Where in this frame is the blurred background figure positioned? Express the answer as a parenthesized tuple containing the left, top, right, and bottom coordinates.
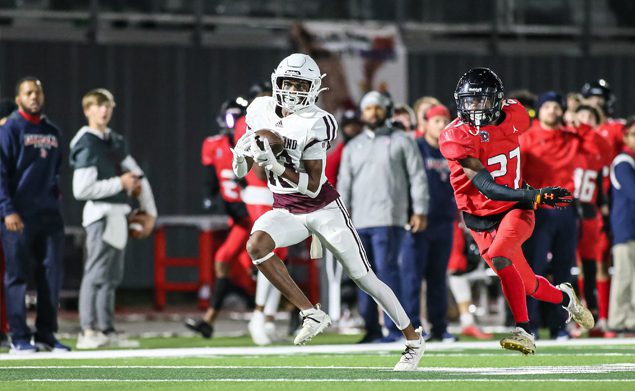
(447, 220, 494, 340)
(0, 98, 17, 348)
(185, 97, 254, 340)
(608, 117, 635, 335)
(412, 96, 441, 139)
(70, 88, 156, 349)
(0, 77, 67, 353)
(338, 91, 428, 343)
(392, 103, 416, 133)
(399, 103, 457, 342)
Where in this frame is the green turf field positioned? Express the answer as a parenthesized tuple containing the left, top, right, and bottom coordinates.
(1, 334, 634, 390)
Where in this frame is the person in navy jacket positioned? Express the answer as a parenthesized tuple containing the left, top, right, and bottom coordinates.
(0, 77, 69, 353)
(399, 104, 457, 342)
(608, 117, 635, 333)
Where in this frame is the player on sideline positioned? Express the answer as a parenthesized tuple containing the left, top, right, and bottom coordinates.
(438, 67, 594, 355)
(231, 53, 424, 371)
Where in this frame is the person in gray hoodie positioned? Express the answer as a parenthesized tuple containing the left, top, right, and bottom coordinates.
(338, 91, 429, 342)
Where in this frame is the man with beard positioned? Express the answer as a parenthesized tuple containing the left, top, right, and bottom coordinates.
(520, 92, 582, 340)
(0, 77, 69, 353)
(338, 90, 428, 343)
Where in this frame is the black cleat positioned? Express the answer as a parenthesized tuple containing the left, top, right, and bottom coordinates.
(184, 318, 213, 339)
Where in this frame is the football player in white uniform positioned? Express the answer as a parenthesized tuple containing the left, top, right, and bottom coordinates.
(231, 53, 424, 371)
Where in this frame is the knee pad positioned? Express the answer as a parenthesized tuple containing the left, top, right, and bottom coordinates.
(252, 252, 275, 265)
(492, 256, 512, 271)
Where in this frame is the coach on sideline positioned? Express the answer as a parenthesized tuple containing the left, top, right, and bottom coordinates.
(338, 91, 429, 343)
(0, 77, 69, 353)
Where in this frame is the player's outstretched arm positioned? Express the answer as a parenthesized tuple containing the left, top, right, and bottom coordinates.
(459, 157, 572, 208)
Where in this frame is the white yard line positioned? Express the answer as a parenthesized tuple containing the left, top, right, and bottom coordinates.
(1, 338, 634, 361)
(2, 364, 635, 374)
(14, 379, 635, 383)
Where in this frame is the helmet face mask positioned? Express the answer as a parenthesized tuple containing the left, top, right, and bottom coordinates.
(271, 53, 325, 113)
(454, 67, 504, 127)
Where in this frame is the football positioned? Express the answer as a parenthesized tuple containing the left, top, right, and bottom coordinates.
(128, 210, 154, 239)
(254, 129, 284, 156)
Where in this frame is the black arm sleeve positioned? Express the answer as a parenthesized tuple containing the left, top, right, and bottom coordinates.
(471, 169, 537, 203)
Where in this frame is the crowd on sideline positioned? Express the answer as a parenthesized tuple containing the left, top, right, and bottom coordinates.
(0, 71, 634, 354)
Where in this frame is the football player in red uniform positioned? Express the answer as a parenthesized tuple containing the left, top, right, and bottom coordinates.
(234, 82, 290, 345)
(573, 104, 614, 336)
(185, 97, 253, 339)
(439, 68, 594, 355)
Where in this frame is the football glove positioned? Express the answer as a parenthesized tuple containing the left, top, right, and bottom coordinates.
(533, 186, 573, 209)
(251, 137, 285, 176)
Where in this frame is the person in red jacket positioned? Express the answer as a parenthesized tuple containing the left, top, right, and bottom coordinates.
(520, 92, 583, 340)
(324, 109, 363, 188)
(439, 69, 593, 355)
(573, 104, 615, 337)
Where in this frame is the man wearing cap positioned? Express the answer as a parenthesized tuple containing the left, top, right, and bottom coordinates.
(399, 104, 457, 342)
(338, 90, 429, 343)
(520, 91, 581, 339)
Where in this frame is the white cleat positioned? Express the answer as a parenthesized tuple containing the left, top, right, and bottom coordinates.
(559, 282, 595, 330)
(248, 311, 272, 346)
(293, 304, 331, 345)
(264, 321, 277, 342)
(76, 329, 109, 350)
(393, 327, 425, 371)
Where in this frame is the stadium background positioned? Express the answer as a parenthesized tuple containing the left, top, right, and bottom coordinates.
(0, 0, 633, 290)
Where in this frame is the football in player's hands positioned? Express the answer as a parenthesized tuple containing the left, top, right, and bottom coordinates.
(254, 129, 284, 156)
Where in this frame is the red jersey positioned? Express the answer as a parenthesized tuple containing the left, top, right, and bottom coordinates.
(325, 141, 344, 187)
(572, 124, 612, 205)
(520, 123, 581, 194)
(595, 119, 625, 159)
(439, 99, 530, 217)
(233, 116, 274, 206)
(201, 133, 243, 203)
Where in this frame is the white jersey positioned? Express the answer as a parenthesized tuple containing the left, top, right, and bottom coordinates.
(245, 96, 338, 195)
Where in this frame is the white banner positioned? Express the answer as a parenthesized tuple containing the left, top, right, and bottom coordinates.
(294, 22, 408, 115)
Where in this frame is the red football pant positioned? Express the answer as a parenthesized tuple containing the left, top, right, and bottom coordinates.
(470, 209, 563, 323)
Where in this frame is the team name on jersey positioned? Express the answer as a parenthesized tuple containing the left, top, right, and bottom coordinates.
(283, 137, 298, 150)
(24, 134, 58, 149)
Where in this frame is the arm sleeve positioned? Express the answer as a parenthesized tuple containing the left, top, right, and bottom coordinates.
(336, 144, 353, 209)
(439, 127, 478, 161)
(612, 161, 635, 202)
(472, 169, 536, 203)
(72, 166, 124, 201)
(121, 155, 158, 217)
(403, 137, 429, 215)
(0, 126, 16, 216)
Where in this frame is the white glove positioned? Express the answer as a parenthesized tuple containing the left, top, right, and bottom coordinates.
(251, 137, 285, 176)
(232, 132, 254, 159)
(231, 133, 254, 178)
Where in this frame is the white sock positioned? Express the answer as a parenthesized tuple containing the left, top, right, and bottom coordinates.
(460, 313, 475, 328)
(353, 271, 410, 330)
(255, 271, 272, 307)
(264, 286, 281, 316)
(449, 275, 471, 303)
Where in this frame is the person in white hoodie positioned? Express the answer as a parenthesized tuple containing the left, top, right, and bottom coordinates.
(69, 88, 157, 349)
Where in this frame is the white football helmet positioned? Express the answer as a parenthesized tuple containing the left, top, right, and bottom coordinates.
(271, 53, 326, 113)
